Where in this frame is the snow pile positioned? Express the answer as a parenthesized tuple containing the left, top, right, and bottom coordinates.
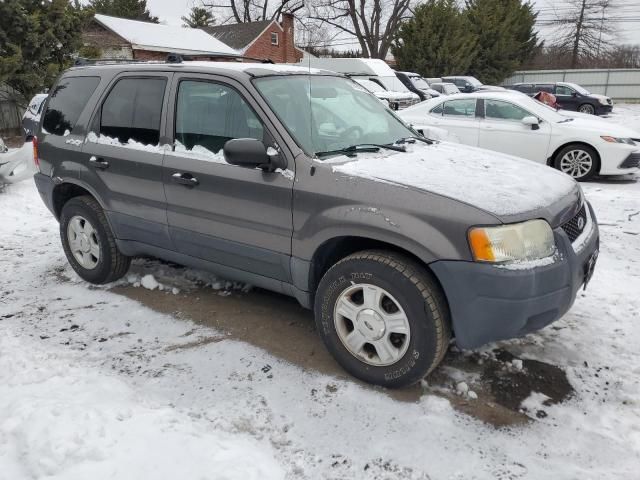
(332, 142, 577, 216)
(86, 132, 170, 153)
(0, 332, 284, 480)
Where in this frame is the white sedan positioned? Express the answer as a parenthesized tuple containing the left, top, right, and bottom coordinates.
(399, 91, 640, 180)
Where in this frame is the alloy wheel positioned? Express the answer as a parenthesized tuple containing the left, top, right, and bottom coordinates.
(559, 149, 593, 179)
(334, 284, 411, 366)
(67, 215, 100, 269)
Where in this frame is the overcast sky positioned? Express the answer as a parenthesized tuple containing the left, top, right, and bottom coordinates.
(147, 0, 640, 46)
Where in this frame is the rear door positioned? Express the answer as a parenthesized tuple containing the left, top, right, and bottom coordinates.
(429, 98, 480, 146)
(162, 73, 294, 282)
(478, 98, 550, 162)
(81, 73, 173, 249)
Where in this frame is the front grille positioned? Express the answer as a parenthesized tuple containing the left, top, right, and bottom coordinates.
(562, 204, 588, 243)
(620, 152, 640, 169)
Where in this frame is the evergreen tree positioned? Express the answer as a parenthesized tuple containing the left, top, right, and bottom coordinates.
(465, 0, 540, 84)
(182, 6, 216, 28)
(88, 0, 158, 23)
(0, 0, 85, 105)
(391, 0, 478, 78)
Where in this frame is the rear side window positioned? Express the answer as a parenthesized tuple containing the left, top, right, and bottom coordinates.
(443, 99, 476, 117)
(175, 80, 264, 156)
(100, 77, 167, 145)
(555, 85, 574, 96)
(485, 100, 531, 121)
(42, 76, 100, 136)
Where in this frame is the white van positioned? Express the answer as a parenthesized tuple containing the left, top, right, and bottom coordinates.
(296, 58, 421, 109)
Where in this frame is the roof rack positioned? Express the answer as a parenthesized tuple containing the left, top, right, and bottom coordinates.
(166, 53, 274, 64)
(74, 57, 155, 66)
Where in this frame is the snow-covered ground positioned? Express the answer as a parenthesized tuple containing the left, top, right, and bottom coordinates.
(1, 106, 639, 479)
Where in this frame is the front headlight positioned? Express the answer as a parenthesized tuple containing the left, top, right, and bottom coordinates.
(601, 136, 635, 145)
(598, 98, 609, 105)
(468, 219, 556, 263)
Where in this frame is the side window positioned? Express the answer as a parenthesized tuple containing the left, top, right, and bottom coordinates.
(485, 100, 531, 121)
(175, 80, 264, 157)
(100, 77, 166, 146)
(555, 85, 574, 96)
(443, 99, 476, 117)
(536, 84, 554, 94)
(430, 103, 443, 115)
(42, 77, 100, 136)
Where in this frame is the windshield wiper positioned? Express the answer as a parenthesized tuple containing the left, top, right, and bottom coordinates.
(557, 118, 574, 123)
(396, 136, 434, 145)
(315, 142, 406, 158)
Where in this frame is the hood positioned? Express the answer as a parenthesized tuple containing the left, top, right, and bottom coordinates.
(590, 93, 611, 102)
(331, 142, 580, 225)
(558, 114, 640, 138)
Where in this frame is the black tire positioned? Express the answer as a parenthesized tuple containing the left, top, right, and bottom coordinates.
(59, 195, 130, 284)
(578, 103, 596, 115)
(553, 143, 600, 181)
(314, 250, 451, 388)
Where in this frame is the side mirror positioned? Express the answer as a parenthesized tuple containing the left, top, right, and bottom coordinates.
(223, 138, 286, 171)
(572, 92, 578, 97)
(522, 116, 540, 130)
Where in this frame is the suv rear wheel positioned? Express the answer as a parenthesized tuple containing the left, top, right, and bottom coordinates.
(60, 195, 130, 284)
(314, 250, 451, 388)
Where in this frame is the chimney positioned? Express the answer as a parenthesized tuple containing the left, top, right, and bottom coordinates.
(281, 12, 294, 62)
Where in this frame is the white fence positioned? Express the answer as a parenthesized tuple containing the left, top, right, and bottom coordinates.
(503, 68, 640, 101)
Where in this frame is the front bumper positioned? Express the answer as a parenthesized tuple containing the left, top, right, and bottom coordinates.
(596, 104, 613, 115)
(431, 203, 599, 349)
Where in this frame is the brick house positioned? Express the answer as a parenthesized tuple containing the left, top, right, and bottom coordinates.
(204, 14, 303, 63)
(83, 14, 238, 61)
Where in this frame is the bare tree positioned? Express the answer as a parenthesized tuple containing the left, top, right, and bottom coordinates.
(308, 0, 414, 59)
(201, 0, 304, 23)
(550, 0, 617, 68)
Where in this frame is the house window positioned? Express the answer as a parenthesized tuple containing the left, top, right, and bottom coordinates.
(271, 32, 279, 45)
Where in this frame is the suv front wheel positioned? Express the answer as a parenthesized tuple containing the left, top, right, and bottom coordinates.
(314, 250, 451, 388)
(60, 195, 131, 284)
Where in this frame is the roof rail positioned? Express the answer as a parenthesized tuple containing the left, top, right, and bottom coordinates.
(166, 53, 274, 64)
(74, 57, 153, 66)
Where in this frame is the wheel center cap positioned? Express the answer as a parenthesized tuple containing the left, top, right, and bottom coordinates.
(80, 233, 90, 253)
(356, 308, 386, 341)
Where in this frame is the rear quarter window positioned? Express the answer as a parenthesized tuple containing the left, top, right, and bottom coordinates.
(42, 76, 100, 136)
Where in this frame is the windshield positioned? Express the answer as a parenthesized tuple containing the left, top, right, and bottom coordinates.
(254, 75, 415, 158)
(410, 77, 430, 89)
(375, 76, 412, 93)
(354, 79, 386, 93)
(563, 82, 591, 96)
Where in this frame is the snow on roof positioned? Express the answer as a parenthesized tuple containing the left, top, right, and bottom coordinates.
(94, 14, 238, 56)
(298, 58, 396, 77)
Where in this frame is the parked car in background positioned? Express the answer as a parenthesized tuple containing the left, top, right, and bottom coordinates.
(34, 59, 599, 388)
(297, 57, 421, 108)
(506, 82, 613, 115)
(441, 76, 483, 93)
(353, 78, 420, 110)
(22, 93, 48, 140)
(399, 91, 640, 180)
(430, 82, 460, 95)
(394, 71, 440, 101)
(0, 140, 35, 184)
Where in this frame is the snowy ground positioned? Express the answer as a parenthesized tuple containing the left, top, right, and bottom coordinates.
(1, 106, 640, 479)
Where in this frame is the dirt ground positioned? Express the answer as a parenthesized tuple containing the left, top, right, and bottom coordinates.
(112, 260, 574, 427)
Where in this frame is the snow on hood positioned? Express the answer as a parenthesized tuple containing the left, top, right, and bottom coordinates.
(332, 142, 577, 217)
(558, 114, 640, 138)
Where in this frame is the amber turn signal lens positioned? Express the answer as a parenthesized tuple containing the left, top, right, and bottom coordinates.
(468, 228, 495, 262)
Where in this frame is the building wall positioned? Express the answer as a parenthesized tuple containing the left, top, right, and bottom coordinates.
(82, 22, 133, 59)
(245, 15, 302, 63)
(503, 68, 640, 101)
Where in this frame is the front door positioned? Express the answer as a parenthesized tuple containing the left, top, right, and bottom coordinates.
(81, 73, 173, 249)
(554, 84, 580, 111)
(478, 98, 550, 162)
(163, 74, 294, 282)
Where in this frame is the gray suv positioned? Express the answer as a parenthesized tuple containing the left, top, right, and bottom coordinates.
(33, 60, 599, 388)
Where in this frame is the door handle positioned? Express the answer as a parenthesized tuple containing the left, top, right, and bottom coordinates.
(89, 156, 109, 169)
(171, 172, 199, 186)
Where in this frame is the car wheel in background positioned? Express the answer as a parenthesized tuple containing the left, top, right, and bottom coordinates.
(554, 144, 599, 181)
(60, 195, 131, 284)
(314, 250, 451, 388)
(578, 103, 596, 115)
